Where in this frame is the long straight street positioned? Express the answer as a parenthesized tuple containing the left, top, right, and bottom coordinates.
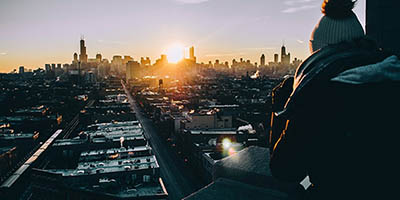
(123, 83, 203, 200)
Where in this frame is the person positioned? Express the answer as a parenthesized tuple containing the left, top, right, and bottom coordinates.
(269, 75, 293, 153)
(269, 0, 400, 199)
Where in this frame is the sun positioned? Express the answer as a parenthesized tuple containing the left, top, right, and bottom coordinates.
(165, 43, 184, 63)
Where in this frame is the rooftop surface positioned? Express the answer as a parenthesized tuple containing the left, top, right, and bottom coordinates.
(0, 129, 62, 189)
(78, 178, 168, 199)
(80, 146, 152, 158)
(188, 129, 240, 135)
(49, 155, 159, 177)
(184, 178, 288, 200)
(87, 121, 140, 129)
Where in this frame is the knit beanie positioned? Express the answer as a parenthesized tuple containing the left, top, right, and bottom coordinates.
(310, 0, 364, 53)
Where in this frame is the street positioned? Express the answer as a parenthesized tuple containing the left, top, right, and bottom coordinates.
(123, 83, 203, 200)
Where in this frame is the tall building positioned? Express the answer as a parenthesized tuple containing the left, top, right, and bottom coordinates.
(45, 64, 51, 72)
(51, 64, 56, 71)
(19, 66, 24, 74)
(73, 53, 78, 64)
(155, 54, 168, 66)
(366, 0, 400, 55)
(260, 54, 265, 66)
(79, 39, 88, 63)
(123, 56, 133, 65)
(63, 64, 70, 72)
(126, 61, 141, 81)
(281, 45, 291, 65)
(189, 46, 196, 63)
(96, 53, 102, 62)
(140, 57, 151, 66)
(112, 55, 123, 65)
(274, 54, 279, 63)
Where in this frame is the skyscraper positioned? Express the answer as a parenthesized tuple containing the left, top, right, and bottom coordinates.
(96, 53, 102, 63)
(45, 64, 51, 72)
(260, 54, 265, 66)
(274, 54, 279, 63)
(73, 53, 78, 64)
(140, 57, 151, 66)
(79, 39, 88, 63)
(366, 0, 400, 55)
(126, 61, 141, 81)
(281, 45, 291, 65)
(189, 46, 196, 63)
(123, 56, 133, 65)
(281, 45, 286, 63)
(19, 66, 24, 74)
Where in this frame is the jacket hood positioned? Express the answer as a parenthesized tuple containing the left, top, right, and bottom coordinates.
(331, 55, 400, 84)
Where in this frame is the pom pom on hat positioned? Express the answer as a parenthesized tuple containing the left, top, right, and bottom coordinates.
(322, 0, 357, 19)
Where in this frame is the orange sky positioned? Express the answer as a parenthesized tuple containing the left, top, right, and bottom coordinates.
(0, 0, 365, 73)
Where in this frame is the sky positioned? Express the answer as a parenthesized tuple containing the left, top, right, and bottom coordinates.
(0, 0, 365, 72)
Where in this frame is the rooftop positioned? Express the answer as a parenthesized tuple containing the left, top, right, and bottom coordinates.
(188, 129, 240, 135)
(87, 121, 140, 129)
(78, 178, 168, 199)
(85, 128, 143, 138)
(0, 131, 39, 140)
(49, 155, 159, 177)
(80, 146, 152, 158)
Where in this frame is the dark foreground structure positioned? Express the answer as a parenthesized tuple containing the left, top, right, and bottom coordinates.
(366, 0, 400, 55)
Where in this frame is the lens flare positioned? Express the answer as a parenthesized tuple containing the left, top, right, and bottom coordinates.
(222, 138, 232, 150)
(228, 147, 237, 156)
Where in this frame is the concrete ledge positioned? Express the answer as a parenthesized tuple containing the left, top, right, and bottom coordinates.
(212, 146, 304, 198)
(183, 178, 288, 200)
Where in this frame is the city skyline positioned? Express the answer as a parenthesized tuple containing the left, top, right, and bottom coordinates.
(0, 0, 366, 72)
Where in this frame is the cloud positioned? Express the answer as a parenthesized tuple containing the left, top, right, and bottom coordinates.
(174, 0, 210, 4)
(282, 4, 319, 13)
(282, 0, 319, 13)
(297, 40, 305, 44)
(0, 52, 7, 56)
(284, 0, 317, 6)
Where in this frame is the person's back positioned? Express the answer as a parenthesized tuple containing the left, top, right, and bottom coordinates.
(270, 40, 400, 199)
(269, 1, 400, 199)
(302, 81, 400, 199)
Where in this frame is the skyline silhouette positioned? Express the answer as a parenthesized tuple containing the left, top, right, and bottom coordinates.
(0, 0, 365, 72)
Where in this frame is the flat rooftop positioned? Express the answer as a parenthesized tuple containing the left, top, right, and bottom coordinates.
(0, 129, 62, 189)
(0, 132, 38, 140)
(52, 138, 86, 147)
(94, 125, 142, 132)
(80, 146, 152, 158)
(50, 155, 159, 177)
(87, 121, 140, 129)
(78, 178, 168, 199)
(91, 135, 146, 144)
(86, 128, 144, 138)
(189, 129, 240, 135)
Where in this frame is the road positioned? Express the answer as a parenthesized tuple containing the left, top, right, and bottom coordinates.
(123, 83, 203, 200)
